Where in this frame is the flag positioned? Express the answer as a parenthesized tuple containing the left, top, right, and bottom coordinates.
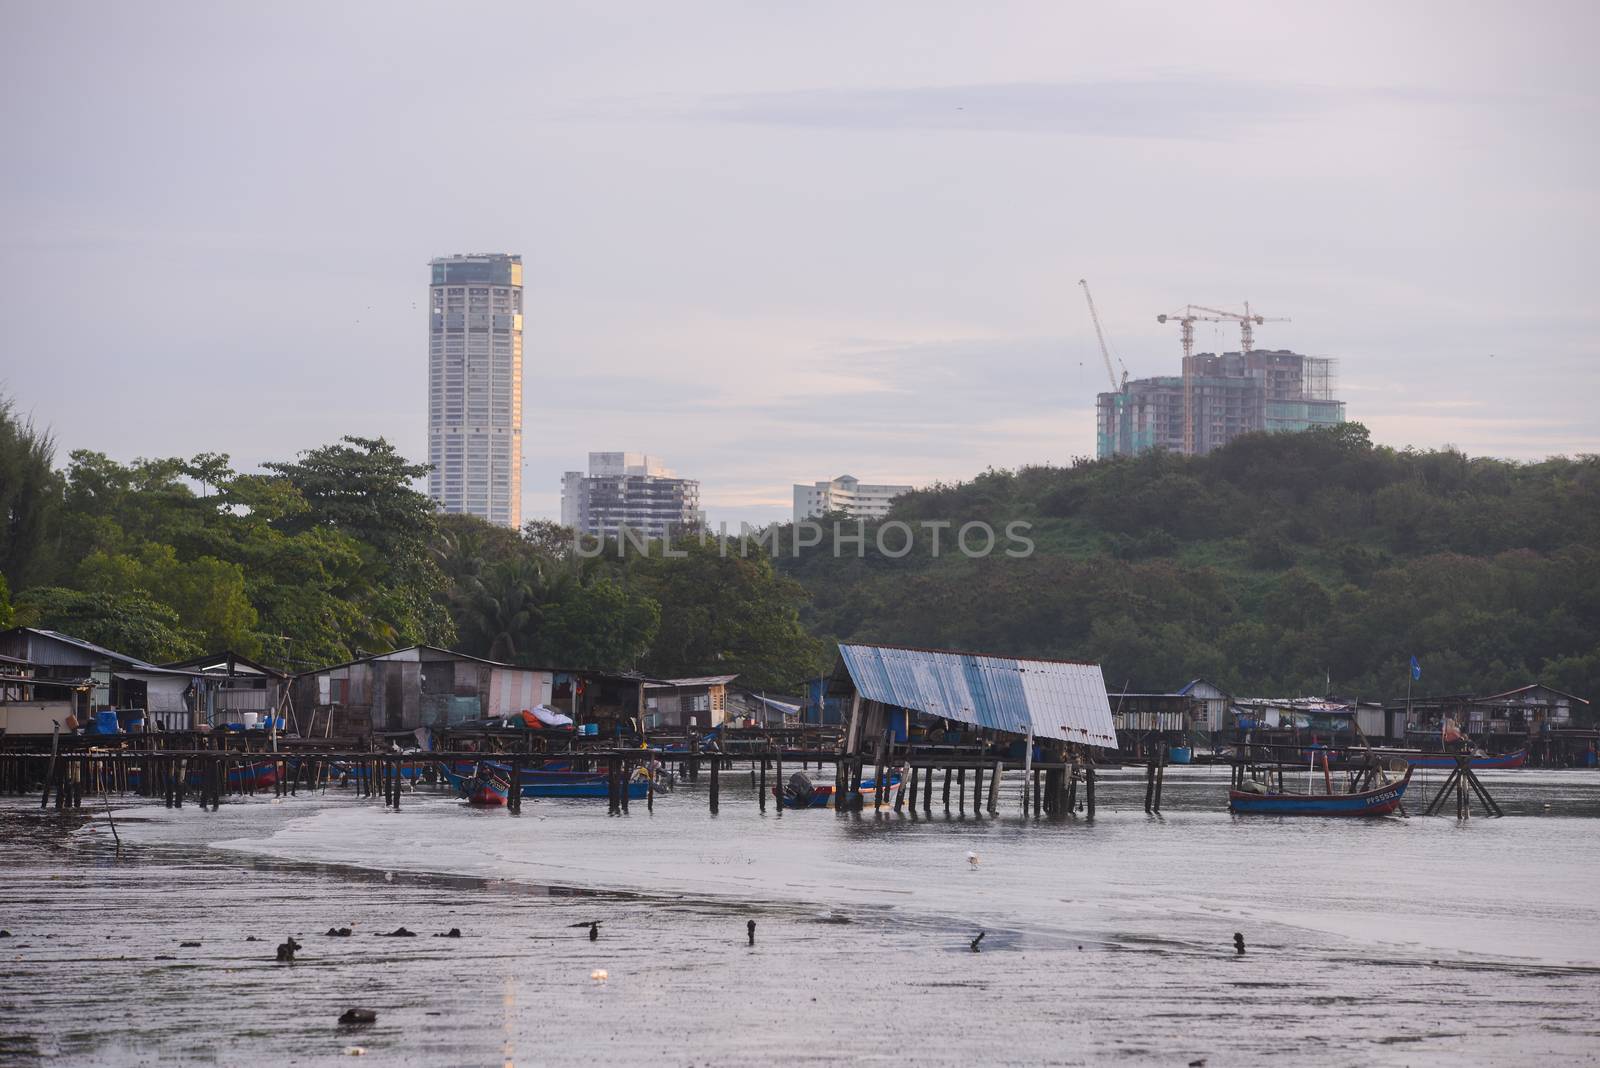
(1410, 655, 1422, 681)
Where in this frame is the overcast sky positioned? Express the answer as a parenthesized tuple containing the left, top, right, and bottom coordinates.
(3, 1, 1596, 528)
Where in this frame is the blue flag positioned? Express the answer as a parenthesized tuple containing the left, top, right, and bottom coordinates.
(1410, 655, 1422, 681)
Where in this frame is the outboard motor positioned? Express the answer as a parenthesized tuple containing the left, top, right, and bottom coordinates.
(783, 771, 816, 808)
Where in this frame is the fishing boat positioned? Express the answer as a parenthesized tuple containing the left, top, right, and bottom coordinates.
(1229, 764, 1413, 816)
(126, 760, 279, 792)
(1406, 748, 1526, 770)
(775, 770, 902, 810)
(479, 761, 654, 800)
(333, 760, 430, 783)
(436, 762, 509, 807)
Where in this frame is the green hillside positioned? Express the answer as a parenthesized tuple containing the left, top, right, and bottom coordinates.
(776, 424, 1600, 708)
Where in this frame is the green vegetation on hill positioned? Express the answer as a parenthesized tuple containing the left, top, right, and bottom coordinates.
(4, 388, 1594, 706)
(0, 393, 823, 686)
(776, 424, 1600, 707)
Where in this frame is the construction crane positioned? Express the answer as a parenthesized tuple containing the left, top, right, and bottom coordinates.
(1157, 302, 1289, 455)
(1186, 302, 1289, 356)
(1079, 279, 1128, 391)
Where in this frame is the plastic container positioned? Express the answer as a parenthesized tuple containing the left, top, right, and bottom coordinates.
(582, 723, 599, 736)
(94, 710, 120, 734)
(242, 712, 260, 729)
(1169, 746, 1193, 764)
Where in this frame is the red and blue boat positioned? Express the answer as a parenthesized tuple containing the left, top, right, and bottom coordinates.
(1406, 748, 1526, 770)
(437, 762, 510, 807)
(1228, 765, 1413, 817)
(126, 760, 279, 792)
(775, 770, 902, 810)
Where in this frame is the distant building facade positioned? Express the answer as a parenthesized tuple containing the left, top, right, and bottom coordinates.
(1096, 349, 1344, 459)
(792, 475, 913, 523)
(561, 452, 701, 541)
(427, 253, 523, 526)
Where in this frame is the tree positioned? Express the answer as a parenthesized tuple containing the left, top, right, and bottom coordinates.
(0, 395, 62, 589)
(636, 539, 828, 690)
(14, 587, 201, 663)
(264, 436, 454, 649)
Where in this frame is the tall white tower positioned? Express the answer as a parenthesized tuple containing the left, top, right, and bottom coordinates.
(427, 253, 523, 526)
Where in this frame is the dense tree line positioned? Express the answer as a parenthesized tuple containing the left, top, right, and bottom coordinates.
(0, 395, 823, 687)
(5, 393, 1593, 706)
(776, 423, 1600, 711)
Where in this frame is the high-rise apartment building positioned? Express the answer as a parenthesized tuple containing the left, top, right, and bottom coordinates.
(792, 475, 913, 523)
(427, 253, 523, 526)
(1096, 349, 1343, 459)
(561, 453, 701, 541)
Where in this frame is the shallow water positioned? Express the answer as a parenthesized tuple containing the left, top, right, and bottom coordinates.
(2, 765, 1598, 1065)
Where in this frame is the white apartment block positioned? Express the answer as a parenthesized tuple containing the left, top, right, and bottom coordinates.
(562, 452, 701, 541)
(793, 475, 913, 523)
(426, 253, 523, 527)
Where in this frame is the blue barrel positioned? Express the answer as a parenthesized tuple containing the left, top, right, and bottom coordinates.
(94, 710, 121, 734)
(888, 709, 909, 744)
(1169, 746, 1193, 764)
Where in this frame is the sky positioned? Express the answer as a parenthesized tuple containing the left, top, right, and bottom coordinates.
(2, 1, 1597, 528)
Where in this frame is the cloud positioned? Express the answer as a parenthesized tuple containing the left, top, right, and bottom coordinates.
(682, 80, 1392, 140)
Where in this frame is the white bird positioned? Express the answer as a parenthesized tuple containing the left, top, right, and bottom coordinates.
(590, 969, 609, 982)
(967, 851, 980, 868)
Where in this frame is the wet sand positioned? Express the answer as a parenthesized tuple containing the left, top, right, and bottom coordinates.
(2, 767, 1598, 1066)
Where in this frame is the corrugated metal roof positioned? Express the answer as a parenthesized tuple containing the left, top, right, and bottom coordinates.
(837, 644, 1118, 749)
(644, 675, 740, 689)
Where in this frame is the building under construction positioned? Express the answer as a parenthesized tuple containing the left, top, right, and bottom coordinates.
(1096, 349, 1344, 459)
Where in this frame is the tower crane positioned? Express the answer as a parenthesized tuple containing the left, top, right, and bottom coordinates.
(1157, 302, 1290, 456)
(1078, 279, 1128, 391)
(1185, 302, 1290, 356)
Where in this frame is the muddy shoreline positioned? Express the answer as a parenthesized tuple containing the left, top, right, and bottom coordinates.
(3, 773, 1599, 1065)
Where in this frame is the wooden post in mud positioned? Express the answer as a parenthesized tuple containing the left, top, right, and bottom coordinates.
(1085, 766, 1096, 819)
(907, 763, 918, 812)
(620, 755, 630, 815)
(923, 766, 933, 815)
(1144, 757, 1156, 813)
(708, 753, 720, 814)
(1152, 745, 1166, 813)
(988, 760, 1001, 815)
(509, 759, 521, 814)
(646, 756, 655, 813)
(1032, 768, 1042, 814)
(972, 765, 983, 817)
(871, 735, 885, 811)
(942, 768, 952, 812)
(758, 756, 767, 811)
(773, 750, 783, 816)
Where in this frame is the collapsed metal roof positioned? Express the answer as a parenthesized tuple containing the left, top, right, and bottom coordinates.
(836, 643, 1118, 750)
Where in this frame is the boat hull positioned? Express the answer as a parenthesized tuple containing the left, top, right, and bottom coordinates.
(126, 760, 279, 791)
(776, 773, 901, 810)
(1407, 749, 1526, 770)
(1229, 767, 1412, 816)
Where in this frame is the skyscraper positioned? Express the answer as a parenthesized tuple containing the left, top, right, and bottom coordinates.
(427, 253, 523, 526)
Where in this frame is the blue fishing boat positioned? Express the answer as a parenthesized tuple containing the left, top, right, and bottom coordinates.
(438, 761, 651, 801)
(1228, 765, 1412, 817)
(1406, 748, 1526, 770)
(126, 760, 279, 791)
(519, 779, 650, 800)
